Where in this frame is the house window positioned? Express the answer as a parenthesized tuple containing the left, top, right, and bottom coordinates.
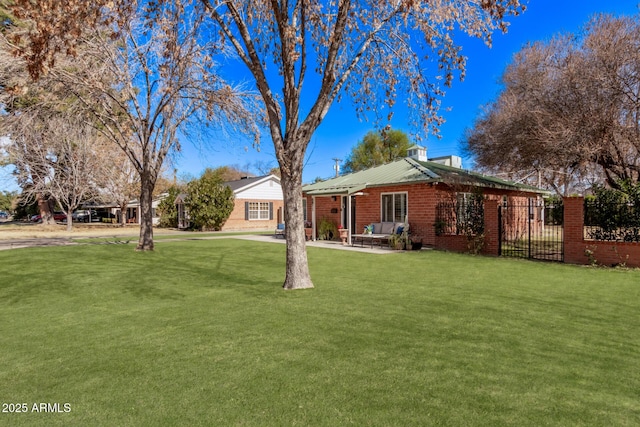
(302, 198, 307, 221)
(381, 193, 407, 222)
(248, 202, 271, 220)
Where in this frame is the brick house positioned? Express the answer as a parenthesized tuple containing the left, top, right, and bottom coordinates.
(302, 147, 547, 247)
(176, 174, 284, 231)
(222, 175, 284, 231)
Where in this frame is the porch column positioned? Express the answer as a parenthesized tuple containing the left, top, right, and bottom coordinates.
(346, 194, 352, 245)
(311, 196, 317, 242)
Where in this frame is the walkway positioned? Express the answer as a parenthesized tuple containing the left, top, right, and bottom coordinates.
(231, 234, 401, 254)
(0, 238, 75, 251)
(0, 233, 409, 254)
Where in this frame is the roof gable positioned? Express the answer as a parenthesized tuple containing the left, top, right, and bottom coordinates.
(225, 175, 280, 193)
(225, 174, 283, 200)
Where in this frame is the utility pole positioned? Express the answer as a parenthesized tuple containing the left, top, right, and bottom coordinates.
(332, 158, 341, 177)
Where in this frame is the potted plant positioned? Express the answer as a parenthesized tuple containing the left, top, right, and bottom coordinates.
(338, 224, 348, 245)
(389, 226, 412, 250)
(410, 235, 423, 250)
(388, 233, 403, 250)
(304, 220, 313, 241)
(317, 217, 337, 240)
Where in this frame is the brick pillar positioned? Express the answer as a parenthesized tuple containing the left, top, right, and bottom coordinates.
(563, 197, 585, 265)
(482, 199, 500, 256)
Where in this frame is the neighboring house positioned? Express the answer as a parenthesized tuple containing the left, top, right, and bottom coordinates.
(302, 146, 548, 246)
(84, 193, 167, 225)
(176, 174, 284, 231)
(121, 194, 166, 225)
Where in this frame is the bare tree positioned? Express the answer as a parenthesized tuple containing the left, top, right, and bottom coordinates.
(10, 0, 525, 288)
(465, 14, 640, 194)
(1, 25, 104, 226)
(11, 1, 261, 250)
(200, 0, 524, 289)
(66, 6, 260, 250)
(7, 112, 103, 231)
(0, 20, 54, 223)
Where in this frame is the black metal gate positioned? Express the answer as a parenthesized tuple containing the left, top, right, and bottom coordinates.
(499, 199, 564, 262)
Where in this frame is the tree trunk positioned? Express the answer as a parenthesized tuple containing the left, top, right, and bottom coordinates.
(119, 202, 127, 227)
(280, 172, 314, 290)
(136, 173, 155, 251)
(37, 193, 54, 225)
(66, 208, 73, 232)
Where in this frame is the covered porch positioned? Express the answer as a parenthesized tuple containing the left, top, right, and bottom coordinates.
(303, 183, 367, 246)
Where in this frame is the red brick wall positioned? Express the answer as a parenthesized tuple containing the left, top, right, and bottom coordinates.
(305, 183, 523, 253)
(305, 184, 439, 240)
(482, 199, 500, 256)
(310, 196, 341, 227)
(564, 197, 640, 267)
(221, 199, 284, 231)
(434, 235, 469, 252)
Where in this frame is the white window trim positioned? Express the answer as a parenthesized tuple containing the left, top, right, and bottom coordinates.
(248, 202, 270, 221)
(380, 191, 408, 223)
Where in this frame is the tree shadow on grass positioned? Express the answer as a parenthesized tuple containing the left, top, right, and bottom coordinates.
(121, 281, 186, 300)
(0, 270, 75, 305)
(178, 252, 285, 295)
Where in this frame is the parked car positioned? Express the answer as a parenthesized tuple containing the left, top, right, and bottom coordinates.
(96, 211, 116, 221)
(30, 212, 68, 222)
(0, 211, 8, 219)
(72, 210, 99, 223)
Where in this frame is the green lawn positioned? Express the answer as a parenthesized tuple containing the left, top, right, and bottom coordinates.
(0, 240, 639, 426)
(70, 230, 273, 244)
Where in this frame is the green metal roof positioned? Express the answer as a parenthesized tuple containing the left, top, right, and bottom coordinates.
(302, 158, 547, 195)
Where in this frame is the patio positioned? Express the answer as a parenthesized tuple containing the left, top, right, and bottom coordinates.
(233, 234, 429, 254)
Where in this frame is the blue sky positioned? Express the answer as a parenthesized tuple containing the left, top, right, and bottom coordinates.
(1, 0, 639, 192)
(175, 0, 640, 184)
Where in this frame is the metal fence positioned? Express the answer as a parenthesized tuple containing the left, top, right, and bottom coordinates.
(499, 199, 564, 262)
(435, 197, 484, 236)
(584, 200, 640, 242)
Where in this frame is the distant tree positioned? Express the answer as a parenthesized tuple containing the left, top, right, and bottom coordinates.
(343, 128, 411, 173)
(464, 14, 640, 195)
(1, 20, 107, 230)
(153, 174, 178, 198)
(214, 165, 253, 182)
(250, 160, 277, 177)
(157, 185, 183, 228)
(185, 168, 234, 231)
(8, 113, 104, 231)
(13, 193, 38, 220)
(268, 167, 281, 179)
(0, 9, 62, 224)
(0, 190, 17, 212)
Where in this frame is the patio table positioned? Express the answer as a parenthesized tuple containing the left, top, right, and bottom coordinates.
(351, 233, 389, 248)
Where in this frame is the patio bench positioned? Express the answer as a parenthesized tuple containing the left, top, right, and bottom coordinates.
(351, 222, 406, 248)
